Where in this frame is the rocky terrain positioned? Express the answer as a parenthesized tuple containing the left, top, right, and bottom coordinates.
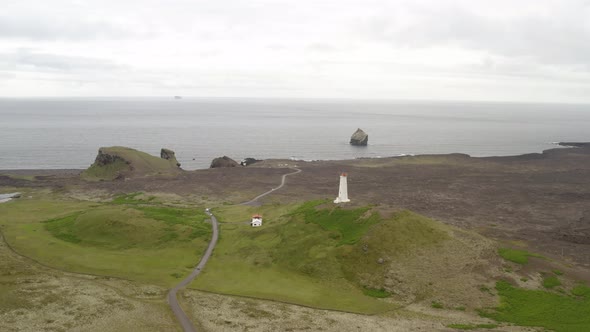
(210, 155, 239, 168)
(160, 148, 181, 167)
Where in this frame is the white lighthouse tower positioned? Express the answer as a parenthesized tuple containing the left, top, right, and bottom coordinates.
(334, 173, 350, 203)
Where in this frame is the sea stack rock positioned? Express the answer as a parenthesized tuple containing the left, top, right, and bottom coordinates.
(160, 148, 181, 167)
(350, 128, 368, 146)
(210, 156, 239, 168)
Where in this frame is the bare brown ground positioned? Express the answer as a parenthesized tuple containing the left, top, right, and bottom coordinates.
(179, 289, 535, 332)
(0, 232, 180, 332)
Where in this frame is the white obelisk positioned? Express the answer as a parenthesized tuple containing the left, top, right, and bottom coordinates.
(334, 173, 350, 203)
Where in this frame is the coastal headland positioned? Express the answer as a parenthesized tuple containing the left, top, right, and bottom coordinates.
(1, 143, 590, 331)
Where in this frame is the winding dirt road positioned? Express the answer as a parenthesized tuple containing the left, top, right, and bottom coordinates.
(167, 167, 301, 331)
(241, 168, 301, 206)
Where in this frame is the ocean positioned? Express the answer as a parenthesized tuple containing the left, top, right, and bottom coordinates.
(0, 98, 589, 170)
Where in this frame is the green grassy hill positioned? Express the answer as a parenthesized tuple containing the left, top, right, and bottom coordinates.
(191, 201, 500, 313)
(81, 146, 182, 180)
(0, 193, 211, 286)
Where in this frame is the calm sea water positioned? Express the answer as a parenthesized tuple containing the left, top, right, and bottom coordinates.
(0, 98, 589, 170)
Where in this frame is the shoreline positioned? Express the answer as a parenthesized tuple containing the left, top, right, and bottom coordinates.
(1, 142, 588, 175)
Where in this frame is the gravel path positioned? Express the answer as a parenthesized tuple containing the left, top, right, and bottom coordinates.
(167, 212, 218, 332)
(167, 167, 301, 331)
(241, 168, 301, 206)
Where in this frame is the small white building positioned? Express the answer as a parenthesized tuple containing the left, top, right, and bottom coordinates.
(334, 172, 351, 204)
(251, 214, 263, 227)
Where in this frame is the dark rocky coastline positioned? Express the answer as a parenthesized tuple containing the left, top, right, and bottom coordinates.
(558, 142, 590, 148)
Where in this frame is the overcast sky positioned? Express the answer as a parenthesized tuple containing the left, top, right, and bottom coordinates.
(1, 0, 589, 102)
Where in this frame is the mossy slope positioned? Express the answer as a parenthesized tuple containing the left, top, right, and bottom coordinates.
(339, 209, 499, 307)
(0, 195, 211, 286)
(192, 201, 499, 312)
(82, 146, 182, 180)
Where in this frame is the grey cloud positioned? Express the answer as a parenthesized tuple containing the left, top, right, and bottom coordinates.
(0, 49, 126, 72)
(267, 44, 287, 51)
(1, 0, 589, 101)
(0, 72, 15, 79)
(364, 3, 590, 66)
(198, 50, 222, 58)
(310, 57, 590, 85)
(306, 43, 339, 53)
(0, 15, 151, 40)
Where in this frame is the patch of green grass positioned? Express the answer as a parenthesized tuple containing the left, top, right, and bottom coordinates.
(137, 206, 207, 227)
(447, 324, 498, 330)
(362, 287, 391, 298)
(553, 269, 564, 276)
(43, 212, 84, 244)
(542, 275, 561, 289)
(292, 200, 380, 245)
(0, 198, 95, 225)
(111, 192, 163, 205)
(431, 301, 444, 309)
(111, 192, 143, 205)
(498, 248, 543, 265)
(571, 284, 590, 297)
(480, 280, 590, 332)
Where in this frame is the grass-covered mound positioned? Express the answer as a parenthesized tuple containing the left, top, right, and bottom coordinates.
(0, 193, 211, 286)
(480, 281, 590, 332)
(338, 209, 500, 308)
(43, 205, 209, 249)
(82, 146, 182, 180)
(191, 202, 391, 314)
(191, 201, 499, 313)
(290, 200, 380, 245)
